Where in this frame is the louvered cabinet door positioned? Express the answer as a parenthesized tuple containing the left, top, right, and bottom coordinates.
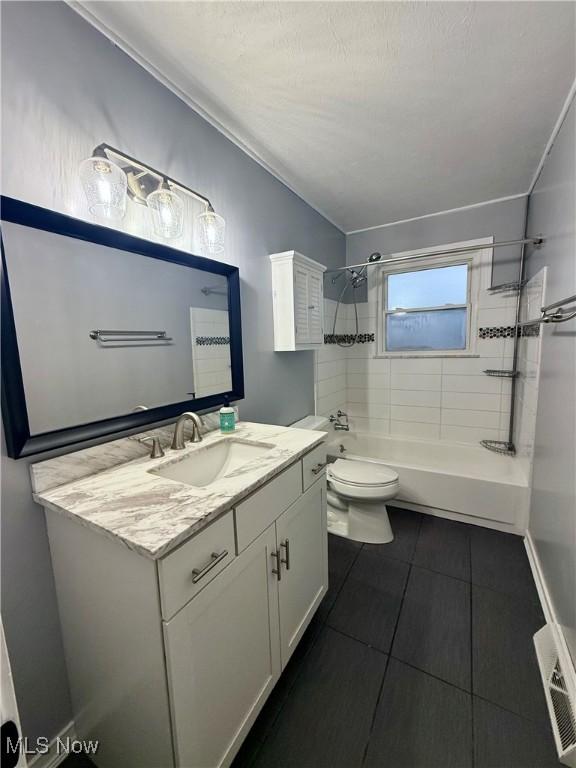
(307, 270, 324, 344)
(294, 264, 310, 344)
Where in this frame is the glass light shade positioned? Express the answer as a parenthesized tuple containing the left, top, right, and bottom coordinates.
(79, 156, 127, 220)
(147, 187, 184, 239)
(197, 209, 225, 255)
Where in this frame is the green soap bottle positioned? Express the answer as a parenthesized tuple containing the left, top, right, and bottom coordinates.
(219, 396, 236, 433)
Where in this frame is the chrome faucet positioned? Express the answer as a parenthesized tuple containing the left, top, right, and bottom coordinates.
(329, 410, 350, 431)
(171, 412, 204, 450)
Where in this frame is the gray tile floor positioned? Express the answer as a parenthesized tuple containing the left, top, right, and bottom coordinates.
(233, 507, 559, 768)
(64, 507, 558, 768)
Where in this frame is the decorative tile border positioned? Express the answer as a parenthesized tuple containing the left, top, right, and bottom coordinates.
(324, 333, 375, 345)
(478, 326, 539, 339)
(195, 336, 230, 346)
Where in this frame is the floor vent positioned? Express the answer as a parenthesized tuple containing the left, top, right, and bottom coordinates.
(534, 625, 576, 766)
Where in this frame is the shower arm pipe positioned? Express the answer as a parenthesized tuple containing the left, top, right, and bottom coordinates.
(326, 237, 544, 275)
(92, 143, 214, 210)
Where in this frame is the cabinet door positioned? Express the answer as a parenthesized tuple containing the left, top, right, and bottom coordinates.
(276, 479, 328, 667)
(307, 270, 324, 344)
(294, 264, 310, 343)
(163, 525, 281, 768)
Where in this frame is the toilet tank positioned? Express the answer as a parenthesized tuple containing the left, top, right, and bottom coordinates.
(291, 415, 330, 431)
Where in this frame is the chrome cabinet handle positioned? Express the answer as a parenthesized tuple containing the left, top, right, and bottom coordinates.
(311, 461, 328, 475)
(271, 549, 282, 581)
(192, 550, 228, 583)
(280, 539, 291, 570)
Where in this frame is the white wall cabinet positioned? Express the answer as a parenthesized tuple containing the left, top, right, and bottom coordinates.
(269, 250, 327, 351)
(45, 447, 327, 768)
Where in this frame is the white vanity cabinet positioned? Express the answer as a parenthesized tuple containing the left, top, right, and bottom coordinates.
(164, 524, 281, 768)
(44, 445, 327, 768)
(269, 250, 327, 351)
(276, 480, 326, 665)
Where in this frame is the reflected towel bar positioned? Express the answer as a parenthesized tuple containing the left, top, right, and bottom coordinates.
(89, 330, 173, 343)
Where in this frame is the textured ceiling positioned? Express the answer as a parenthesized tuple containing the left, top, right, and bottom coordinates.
(76, 1, 575, 232)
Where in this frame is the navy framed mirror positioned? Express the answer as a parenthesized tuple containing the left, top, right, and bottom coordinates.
(1, 197, 244, 458)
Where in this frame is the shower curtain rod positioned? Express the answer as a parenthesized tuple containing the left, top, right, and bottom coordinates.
(326, 237, 544, 273)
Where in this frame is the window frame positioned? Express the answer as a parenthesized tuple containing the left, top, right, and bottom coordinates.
(375, 239, 493, 358)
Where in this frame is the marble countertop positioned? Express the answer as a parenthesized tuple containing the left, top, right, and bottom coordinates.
(33, 422, 325, 560)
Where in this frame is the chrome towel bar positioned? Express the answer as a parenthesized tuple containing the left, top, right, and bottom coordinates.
(517, 294, 576, 327)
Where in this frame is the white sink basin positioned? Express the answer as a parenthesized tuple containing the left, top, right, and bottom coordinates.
(152, 438, 274, 488)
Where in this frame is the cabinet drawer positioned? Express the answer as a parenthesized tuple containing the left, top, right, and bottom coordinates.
(302, 442, 327, 491)
(235, 463, 302, 553)
(158, 511, 235, 620)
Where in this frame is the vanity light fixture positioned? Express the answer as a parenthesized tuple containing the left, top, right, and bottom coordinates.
(79, 151, 127, 221)
(79, 143, 225, 249)
(197, 204, 225, 255)
(147, 180, 184, 240)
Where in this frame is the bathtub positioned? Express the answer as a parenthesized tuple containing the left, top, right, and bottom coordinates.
(325, 432, 530, 532)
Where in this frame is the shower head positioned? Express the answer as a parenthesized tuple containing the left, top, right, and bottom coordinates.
(368, 252, 382, 262)
(348, 267, 367, 288)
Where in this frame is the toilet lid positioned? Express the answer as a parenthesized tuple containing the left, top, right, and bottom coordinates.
(329, 458, 398, 486)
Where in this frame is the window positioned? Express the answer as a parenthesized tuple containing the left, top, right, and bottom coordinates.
(377, 244, 487, 357)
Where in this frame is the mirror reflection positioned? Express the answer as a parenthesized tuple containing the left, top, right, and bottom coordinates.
(2, 221, 232, 435)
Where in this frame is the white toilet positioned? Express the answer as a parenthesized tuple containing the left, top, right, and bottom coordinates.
(292, 415, 399, 544)
(326, 458, 399, 544)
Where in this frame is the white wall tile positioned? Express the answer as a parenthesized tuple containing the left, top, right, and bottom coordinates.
(390, 389, 441, 407)
(478, 307, 516, 328)
(317, 375, 346, 398)
(390, 405, 441, 424)
(441, 375, 501, 394)
(441, 392, 501, 411)
(390, 358, 442, 374)
(317, 391, 346, 416)
(441, 409, 500, 428)
(317, 360, 346, 381)
(390, 421, 440, 440)
(348, 403, 390, 419)
(348, 388, 389, 405)
(390, 373, 442, 391)
(348, 373, 389, 389)
(441, 357, 504, 376)
(350, 416, 390, 434)
(347, 357, 390, 375)
(440, 425, 501, 444)
(476, 337, 505, 357)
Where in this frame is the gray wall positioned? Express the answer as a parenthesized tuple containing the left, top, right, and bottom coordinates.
(0, 1, 345, 744)
(346, 196, 528, 301)
(525, 98, 576, 665)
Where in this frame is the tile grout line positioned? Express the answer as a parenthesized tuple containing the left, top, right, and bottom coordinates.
(360, 513, 422, 767)
(255, 538, 367, 755)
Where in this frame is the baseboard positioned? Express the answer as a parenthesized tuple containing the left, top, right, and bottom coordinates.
(28, 721, 77, 768)
(524, 531, 576, 693)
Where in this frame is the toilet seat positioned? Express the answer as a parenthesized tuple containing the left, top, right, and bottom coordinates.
(328, 458, 398, 488)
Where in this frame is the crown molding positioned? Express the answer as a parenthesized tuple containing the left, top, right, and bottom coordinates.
(528, 77, 576, 194)
(345, 193, 528, 236)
